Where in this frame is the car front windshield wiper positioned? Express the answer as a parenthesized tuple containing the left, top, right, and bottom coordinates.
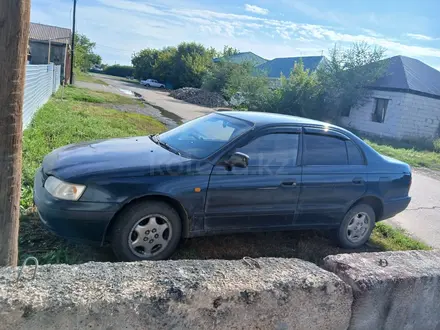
(149, 134, 182, 156)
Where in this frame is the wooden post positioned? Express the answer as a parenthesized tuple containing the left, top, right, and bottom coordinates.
(0, 1, 31, 266)
(48, 39, 51, 64)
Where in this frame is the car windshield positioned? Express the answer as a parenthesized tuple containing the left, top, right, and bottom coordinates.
(158, 113, 253, 159)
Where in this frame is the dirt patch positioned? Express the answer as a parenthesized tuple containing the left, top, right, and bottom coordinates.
(20, 212, 381, 266)
(170, 87, 229, 108)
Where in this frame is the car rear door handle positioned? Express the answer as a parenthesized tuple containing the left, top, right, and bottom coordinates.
(352, 177, 364, 185)
(282, 181, 297, 187)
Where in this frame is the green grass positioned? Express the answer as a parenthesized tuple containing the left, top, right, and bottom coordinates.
(56, 85, 139, 105)
(370, 223, 431, 251)
(75, 71, 108, 85)
(366, 140, 440, 170)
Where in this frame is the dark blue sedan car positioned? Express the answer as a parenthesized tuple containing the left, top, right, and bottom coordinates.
(34, 111, 412, 261)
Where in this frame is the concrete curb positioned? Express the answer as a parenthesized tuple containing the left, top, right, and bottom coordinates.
(0, 258, 352, 330)
(324, 250, 440, 330)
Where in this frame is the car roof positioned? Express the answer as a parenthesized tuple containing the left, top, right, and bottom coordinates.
(217, 110, 334, 128)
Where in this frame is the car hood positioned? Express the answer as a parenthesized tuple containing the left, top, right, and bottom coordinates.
(42, 136, 189, 181)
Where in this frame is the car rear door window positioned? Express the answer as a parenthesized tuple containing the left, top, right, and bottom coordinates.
(237, 133, 299, 167)
(303, 134, 348, 165)
(346, 141, 365, 165)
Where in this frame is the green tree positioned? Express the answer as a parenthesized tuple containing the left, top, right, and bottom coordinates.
(317, 42, 388, 119)
(74, 34, 101, 71)
(131, 48, 160, 79)
(131, 42, 216, 88)
(275, 60, 323, 118)
(219, 45, 240, 57)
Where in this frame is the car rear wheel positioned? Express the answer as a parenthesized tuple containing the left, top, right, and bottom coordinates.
(111, 201, 182, 261)
(337, 204, 375, 249)
(146, 84, 151, 87)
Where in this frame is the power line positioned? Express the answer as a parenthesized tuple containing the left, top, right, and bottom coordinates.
(94, 43, 135, 52)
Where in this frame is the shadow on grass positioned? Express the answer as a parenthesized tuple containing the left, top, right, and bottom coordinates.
(20, 212, 381, 266)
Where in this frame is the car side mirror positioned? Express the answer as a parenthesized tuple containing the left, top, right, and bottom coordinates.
(227, 152, 249, 169)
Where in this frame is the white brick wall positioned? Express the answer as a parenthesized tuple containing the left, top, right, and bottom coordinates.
(340, 90, 440, 139)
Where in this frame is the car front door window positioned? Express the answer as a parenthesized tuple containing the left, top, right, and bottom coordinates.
(237, 133, 299, 168)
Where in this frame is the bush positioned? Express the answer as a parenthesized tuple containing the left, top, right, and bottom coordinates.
(103, 65, 134, 77)
(132, 42, 217, 89)
(434, 138, 440, 152)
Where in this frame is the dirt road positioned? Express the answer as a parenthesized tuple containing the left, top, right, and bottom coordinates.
(89, 75, 215, 122)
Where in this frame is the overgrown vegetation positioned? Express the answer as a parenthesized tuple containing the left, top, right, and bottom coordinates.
(371, 223, 431, 251)
(131, 44, 239, 89)
(101, 64, 135, 78)
(74, 34, 102, 72)
(366, 139, 440, 170)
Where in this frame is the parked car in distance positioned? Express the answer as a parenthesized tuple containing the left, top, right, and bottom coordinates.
(140, 78, 165, 88)
(34, 112, 412, 261)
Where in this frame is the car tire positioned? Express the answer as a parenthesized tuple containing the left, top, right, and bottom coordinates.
(111, 201, 182, 261)
(160, 85, 165, 89)
(146, 84, 151, 87)
(336, 204, 375, 249)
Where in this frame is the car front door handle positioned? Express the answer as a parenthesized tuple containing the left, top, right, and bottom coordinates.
(352, 177, 364, 185)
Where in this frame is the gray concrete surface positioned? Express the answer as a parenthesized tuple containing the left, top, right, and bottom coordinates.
(385, 168, 440, 249)
(324, 250, 440, 330)
(0, 258, 352, 330)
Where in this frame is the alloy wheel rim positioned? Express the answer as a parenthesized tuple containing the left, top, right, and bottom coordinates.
(128, 214, 172, 258)
(347, 212, 370, 243)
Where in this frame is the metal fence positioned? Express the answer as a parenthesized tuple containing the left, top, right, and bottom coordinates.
(23, 64, 61, 129)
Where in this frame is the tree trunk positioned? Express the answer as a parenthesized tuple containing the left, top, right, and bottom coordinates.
(0, 1, 31, 266)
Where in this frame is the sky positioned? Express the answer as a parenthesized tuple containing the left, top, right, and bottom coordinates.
(31, 0, 440, 71)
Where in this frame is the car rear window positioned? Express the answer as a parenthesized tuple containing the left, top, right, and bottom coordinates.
(346, 140, 365, 165)
(303, 134, 348, 165)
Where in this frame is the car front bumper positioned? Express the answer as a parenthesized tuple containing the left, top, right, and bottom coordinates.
(33, 168, 120, 244)
(381, 196, 411, 220)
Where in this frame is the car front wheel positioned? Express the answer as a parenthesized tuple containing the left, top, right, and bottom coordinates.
(336, 204, 375, 249)
(111, 201, 182, 261)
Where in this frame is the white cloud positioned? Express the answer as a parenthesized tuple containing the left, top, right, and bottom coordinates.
(30, 0, 440, 67)
(406, 33, 436, 41)
(245, 4, 269, 15)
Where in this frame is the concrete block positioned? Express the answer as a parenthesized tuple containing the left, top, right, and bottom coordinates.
(324, 250, 440, 330)
(0, 258, 352, 330)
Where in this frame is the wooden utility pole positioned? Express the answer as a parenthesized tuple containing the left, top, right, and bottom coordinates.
(69, 0, 77, 84)
(0, 1, 31, 266)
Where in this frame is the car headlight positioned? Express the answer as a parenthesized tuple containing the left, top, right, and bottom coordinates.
(44, 176, 86, 201)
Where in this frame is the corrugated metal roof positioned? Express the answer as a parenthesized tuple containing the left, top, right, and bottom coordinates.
(372, 55, 440, 97)
(29, 22, 71, 44)
(213, 52, 267, 66)
(256, 56, 325, 78)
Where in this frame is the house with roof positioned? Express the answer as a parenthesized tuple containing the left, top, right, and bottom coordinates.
(255, 56, 326, 87)
(340, 55, 440, 140)
(256, 56, 326, 78)
(28, 22, 72, 83)
(213, 52, 267, 66)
